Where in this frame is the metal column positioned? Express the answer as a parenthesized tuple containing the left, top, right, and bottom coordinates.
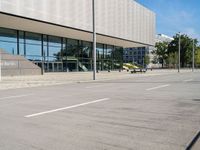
(92, 0, 96, 80)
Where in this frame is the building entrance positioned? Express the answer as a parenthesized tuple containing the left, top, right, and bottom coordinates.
(67, 60, 78, 72)
(45, 62, 63, 72)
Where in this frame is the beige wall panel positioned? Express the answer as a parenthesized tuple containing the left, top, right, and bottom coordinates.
(0, 0, 155, 46)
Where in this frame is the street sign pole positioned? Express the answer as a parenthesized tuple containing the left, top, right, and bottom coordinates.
(92, 0, 96, 80)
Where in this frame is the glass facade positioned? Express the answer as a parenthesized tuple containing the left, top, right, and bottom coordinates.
(0, 27, 123, 72)
(0, 28, 17, 55)
(123, 47, 147, 65)
(25, 32, 42, 61)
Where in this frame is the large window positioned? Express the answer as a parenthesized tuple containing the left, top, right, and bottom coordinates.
(25, 32, 42, 61)
(96, 43, 104, 60)
(80, 41, 92, 71)
(113, 46, 123, 61)
(82, 41, 92, 59)
(0, 27, 124, 72)
(106, 45, 113, 59)
(66, 39, 79, 59)
(0, 28, 17, 55)
(42, 35, 48, 61)
(19, 31, 25, 56)
(48, 36, 62, 61)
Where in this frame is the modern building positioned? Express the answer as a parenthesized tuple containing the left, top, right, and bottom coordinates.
(156, 34, 174, 43)
(0, 0, 155, 76)
(123, 47, 147, 66)
(123, 34, 173, 68)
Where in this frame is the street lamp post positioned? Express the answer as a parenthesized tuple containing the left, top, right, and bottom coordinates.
(92, 0, 96, 80)
(178, 33, 181, 73)
(192, 39, 195, 72)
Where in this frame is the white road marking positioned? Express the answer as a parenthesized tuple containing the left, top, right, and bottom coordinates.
(184, 79, 193, 82)
(86, 84, 106, 89)
(25, 98, 110, 118)
(146, 84, 170, 91)
(0, 94, 33, 100)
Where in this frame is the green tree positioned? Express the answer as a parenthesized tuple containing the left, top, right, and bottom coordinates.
(167, 52, 178, 68)
(195, 47, 200, 67)
(144, 54, 150, 66)
(153, 41, 169, 68)
(168, 34, 198, 67)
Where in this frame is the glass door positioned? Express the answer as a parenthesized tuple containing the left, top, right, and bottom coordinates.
(67, 60, 78, 72)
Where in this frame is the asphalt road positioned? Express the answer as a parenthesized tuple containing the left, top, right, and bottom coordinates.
(0, 72, 200, 150)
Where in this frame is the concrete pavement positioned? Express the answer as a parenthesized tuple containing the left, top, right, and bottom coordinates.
(0, 69, 197, 90)
(0, 70, 199, 150)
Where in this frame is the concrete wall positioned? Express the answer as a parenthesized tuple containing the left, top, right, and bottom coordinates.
(0, 0, 155, 46)
(0, 49, 41, 76)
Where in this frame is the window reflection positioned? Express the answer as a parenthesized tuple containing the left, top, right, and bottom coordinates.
(82, 41, 92, 59)
(19, 31, 25, 56)
(25, 32, 42, 60)
(97, 43, 103, 60)
(48, 36, 62, 61)
(113, 46, 123, 69)
(0, 28, 17, 54)
(106, 45, 113, 59)
(66, 39, 79, 58)
(0, 27, 123, 72)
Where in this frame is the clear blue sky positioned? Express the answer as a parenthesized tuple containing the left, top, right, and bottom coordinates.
(137, 0, 200, 41)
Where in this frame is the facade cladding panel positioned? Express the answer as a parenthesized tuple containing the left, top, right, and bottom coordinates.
(0, 0, 155, 46)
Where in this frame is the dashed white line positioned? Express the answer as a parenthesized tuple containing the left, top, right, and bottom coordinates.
(86, 84, 106, 89)
(25, 98, 110, 118)
(0, 94, 33, 100)
(146, 84, 170, 91)
(184, 79, 193, 82)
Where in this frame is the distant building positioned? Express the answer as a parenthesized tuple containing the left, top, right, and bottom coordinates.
(123, 34, 173, 68)
(156, 34, 174, 43)
(123, 47, 147, 66)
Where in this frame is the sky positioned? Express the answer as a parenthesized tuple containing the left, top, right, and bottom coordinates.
(136, 0, 200, 41)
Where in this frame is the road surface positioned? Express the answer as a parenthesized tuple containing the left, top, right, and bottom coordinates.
(0, 72, 199, 150)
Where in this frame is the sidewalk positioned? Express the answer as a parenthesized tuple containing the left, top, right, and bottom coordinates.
(0, 69, 197, 90)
